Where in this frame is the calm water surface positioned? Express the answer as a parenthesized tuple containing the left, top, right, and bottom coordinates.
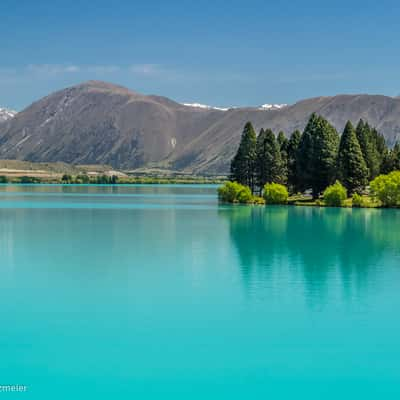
(0, 184, 399, 399)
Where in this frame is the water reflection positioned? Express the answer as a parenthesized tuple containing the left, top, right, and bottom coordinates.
(220, 205, 400, 305)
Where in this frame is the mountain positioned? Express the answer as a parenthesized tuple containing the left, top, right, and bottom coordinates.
(0, 81, 224, 169)
(0, 81, 399, 174)
(0, 107, 17, 122)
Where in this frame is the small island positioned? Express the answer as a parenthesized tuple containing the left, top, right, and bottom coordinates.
(219, 114, 400, 208)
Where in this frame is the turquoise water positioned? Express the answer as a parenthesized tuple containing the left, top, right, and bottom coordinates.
(0, 184, 399, 399)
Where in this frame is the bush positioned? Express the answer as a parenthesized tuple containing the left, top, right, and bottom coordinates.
(323, 181, 347, 206)
(76, 174, 90, 184)
(263, 183, 288, 204)
(19, 176, 40, 184)
(0, 176, 8, 183)
(218, 181, 254, 203)
(370, 171, 400, 207)
(253, 196, 266, 205)
(218, 181, 240, 202)
(352, 193, 364, 207)
(236, 185, 253, 203)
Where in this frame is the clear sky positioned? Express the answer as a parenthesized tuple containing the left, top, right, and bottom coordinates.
(1, 0, 400, 110)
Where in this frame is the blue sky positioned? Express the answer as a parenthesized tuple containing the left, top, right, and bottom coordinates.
(1, 0, 400, 110)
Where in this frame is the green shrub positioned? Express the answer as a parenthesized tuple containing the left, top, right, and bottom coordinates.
(218, 181, 253, 203)
(218, 181, 240, 202)
(352, 193, 364, 207)
(19, 176, 41, 184)
(323, 181, 347, 207)
(253, 196, 266, 205)
(236, 185, 253, 203)
(263, 183, 288, 204)
(370, 171, 400, 207)
(61, 174, 72, 183)
(0, 176, 8, 183)
(76, 174, 90, 184)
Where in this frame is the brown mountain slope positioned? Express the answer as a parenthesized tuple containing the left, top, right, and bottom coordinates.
(1, 81, 399, 174)
(0, 81, 223, 169)
(166, 94, 400, 173)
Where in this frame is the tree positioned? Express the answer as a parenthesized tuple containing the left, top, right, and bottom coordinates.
(381, 142, 400, 173)
(277, 131, 289, 183)
(297, 113, 339, 198)
(230, 122, 257, 191)
(61, 174, 72, 183)
(287, 130, 301, 193)
(77, 174, 90, 184)
(277, 131, 288, 153)
(371, 127, 387, 166)
(255, 128, 285, 191)
(337, 121, 369, 194)
(391, 142, 400, 171)
(355, 120, 380, 180)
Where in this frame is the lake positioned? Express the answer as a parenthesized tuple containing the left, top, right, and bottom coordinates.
(0, 184, 399, 399)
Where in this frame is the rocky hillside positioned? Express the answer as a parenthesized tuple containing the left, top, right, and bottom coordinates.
(1, 81, 399, 174)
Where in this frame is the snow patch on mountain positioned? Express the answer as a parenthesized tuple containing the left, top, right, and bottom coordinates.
(183, 102, 288, 111)
(0, 108, 17, 122)
(183, 103, 230, 111)
(258, 104, 288, 110)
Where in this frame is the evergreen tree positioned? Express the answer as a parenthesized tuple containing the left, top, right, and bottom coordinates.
(296, 119, 314, 193)
(287, 130, 302, 193)
(371, 127, 387, 157)
(277, 131, 288, 152)
(382, 142, 400, 173)
(392, 142, 400, 171)
(391, 142, 400, 171)
(230, 122, 257, 191)
(255, 128, 285, 191)
(370, 127, 388, 174)
(355, 120, 380, 180)
(337, 121, 368, 194)
(277, 131, 289, 184)
(297, 113, 339, 198)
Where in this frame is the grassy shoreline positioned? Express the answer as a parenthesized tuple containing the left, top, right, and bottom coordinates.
(220, 195, 385, 208)
(218, 181, 400, 209)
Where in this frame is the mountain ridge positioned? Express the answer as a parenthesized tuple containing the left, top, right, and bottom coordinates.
(1, 81, 399, 174)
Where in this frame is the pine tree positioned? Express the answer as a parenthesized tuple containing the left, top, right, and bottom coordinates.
(277, 131, 288, 152)
(230, 122, 257, 191)
(392, 142, 400, 171)
(297, 113, 339, 198)
(370, 127, 388, 174)
(381, 145, 395, 174)
(337, 121, 368, 194)
(383, 142, 400, 172)
(355, 120, 380, 180)
(277, 131, 289, 184)
(255, 129, 284, 191)
(287, 130, 302, 193)
(371, 127, 387, 157)
(297, 118, 315, 193)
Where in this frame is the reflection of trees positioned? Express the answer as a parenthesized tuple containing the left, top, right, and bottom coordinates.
(220, 205, 400, 304)
(219, 206, 289, 288)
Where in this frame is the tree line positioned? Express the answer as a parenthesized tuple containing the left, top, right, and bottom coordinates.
(231, 113, 400, 198)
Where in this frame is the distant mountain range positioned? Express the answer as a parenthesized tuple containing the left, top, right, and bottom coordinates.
(0, 81, 399, 174)
(0, 107, 17, 122)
